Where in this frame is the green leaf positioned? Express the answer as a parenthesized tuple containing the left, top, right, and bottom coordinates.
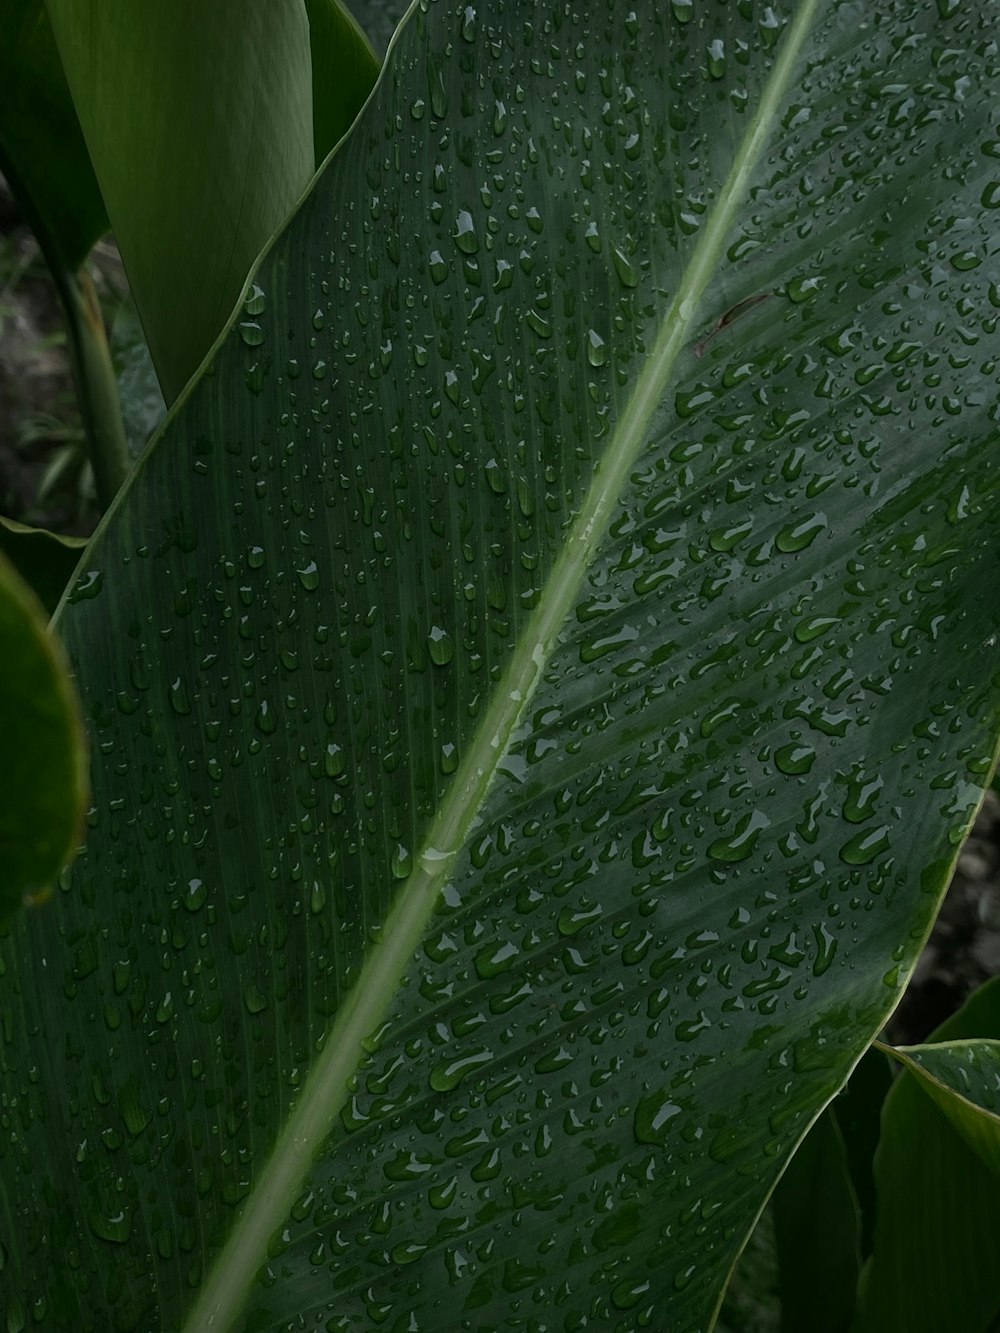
(44, 0, 319, 403)
(306, 0, 380, 164)
(833, 1049, 894, 1261)
(0, 551, 87, 923)
(0, 0, 106, 271)
(4, 2, 1000, 1330)
(0, 517, 88, 616)
(0, 1, 130, 507)
(341, 0, 411, 57)
(717, 1209, 781, 1333)
(880, 1036, 1000, 1180)
(854, 980, 1000, 1333)
(772, 1109, 859, 1333)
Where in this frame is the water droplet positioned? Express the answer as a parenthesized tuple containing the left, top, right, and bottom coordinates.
(391, 844, 412, 879)
(842, 771, 883, 823)
(238, 321, 263, 347)
(475, 941, 519, 979)
(775, 743, 816, 776)
(429, 1047, 493, 1091)
(839, 825, 890, 865)
(243, 283, 265, 316)
(439, 742, 458, 774)
(168, 677, 191, 716)
(708, 810, 769, 863)
(586, 329, 607, 367)
(427, 625, 454, 665)
(634, 1092, 683, 1145)
(88, 1208, 132, 1244)
(182, 878, 207, 913)
(775, 513, 827, 553)
(454, 210, 479, 254)
(68, 569, 103, 602)
(526, 309, 552, 339)
(612, 246, 638, 288)
(296, 561, 319, 591)
(254, 700, 277, 735)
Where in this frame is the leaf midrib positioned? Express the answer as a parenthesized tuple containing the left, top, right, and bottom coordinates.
(183, 3, 823, 1327)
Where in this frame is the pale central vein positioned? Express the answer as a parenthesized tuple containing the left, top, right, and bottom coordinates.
(184, 3, 821, 1327)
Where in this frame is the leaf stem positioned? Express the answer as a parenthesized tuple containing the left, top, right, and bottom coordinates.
(57, 264, 131, 510)
(0, 147, 130, 511)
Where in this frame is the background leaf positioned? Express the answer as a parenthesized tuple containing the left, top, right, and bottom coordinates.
(853, 980, 1000, 1333)
(0, 0, 106, 272)
(3, 2, 1000, 1330)
(44, 0, 318, 402)
(832, 1049, 894, 1263)
(0, 517, 87, 615)
(0, 550, 87, 923)
(306, 0, 381, 164)
(771, 1108, 859, 1333)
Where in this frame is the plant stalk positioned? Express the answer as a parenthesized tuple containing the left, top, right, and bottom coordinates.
(0, 147, 129, 512)
(56, 262, 130, 510)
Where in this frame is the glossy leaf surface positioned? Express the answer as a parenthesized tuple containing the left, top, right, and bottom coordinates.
(854, 980, 1000, 1333)
(0, 552, 86, 923)
(4, 2, 1000, 1330)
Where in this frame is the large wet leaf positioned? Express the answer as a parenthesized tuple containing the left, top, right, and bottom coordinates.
(3, 1, 1000, 1329)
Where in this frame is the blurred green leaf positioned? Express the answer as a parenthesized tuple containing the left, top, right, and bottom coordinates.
(0, 0, 106, 271)
(717, 1209, 780, 1333)
(833, 1049, 894, 1261)
(4, 2, 1000, 1330)
(0, 551, 87, 923)
(44, 0, 319, 403)
(306, 0, 380, 164)
(0, 517, 87, 615)
(773, 1109, 860, 1333)
(854, 979, 1000, 1333)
